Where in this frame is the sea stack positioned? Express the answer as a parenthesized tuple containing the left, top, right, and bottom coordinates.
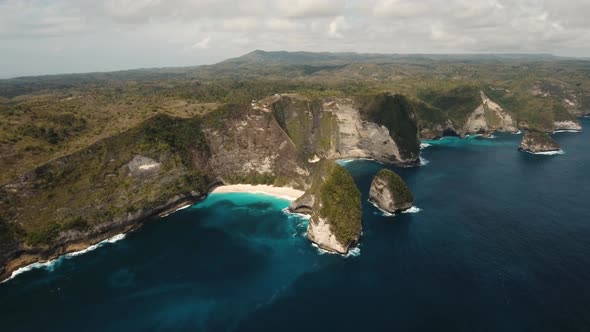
(289, 160, 362, 254)
(369, 169, 414, 214)
(519, 130, 560, 154)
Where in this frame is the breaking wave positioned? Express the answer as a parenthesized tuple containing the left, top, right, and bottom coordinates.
(524, 149, 565, 156)
(281, 208, 311, 220)
(420, 142, 432, 150)
(369, 199, 395, 217)
(402, 206, 422, 214)
(311, 243, 361, 258)
(1, 233, 126, 284)
(553, 130, 581, 133)
(419, 156, 430, 166)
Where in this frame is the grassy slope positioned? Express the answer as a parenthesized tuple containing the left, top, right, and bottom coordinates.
(0, 113, 210, 246)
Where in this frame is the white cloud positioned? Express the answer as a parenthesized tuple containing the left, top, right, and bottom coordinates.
(328, 16, 346, 38)
(192, 36, 211, 49)
(1, 0, 590, 78)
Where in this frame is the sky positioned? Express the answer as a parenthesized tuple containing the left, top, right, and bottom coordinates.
(1, 0, 590, 78)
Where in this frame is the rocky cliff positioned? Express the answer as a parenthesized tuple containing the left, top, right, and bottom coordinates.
(462, 91, 518, 136)
(519, 131, 561, 153)
(369, 169, 414, 214)
(289, 160, 362, 254)
(553, 120, 583, 132)
(271, 94, 420, 165)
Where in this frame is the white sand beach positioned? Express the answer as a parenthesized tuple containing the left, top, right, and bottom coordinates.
(210, 184, 305, 201)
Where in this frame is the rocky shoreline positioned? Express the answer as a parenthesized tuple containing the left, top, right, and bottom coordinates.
(0, 183, 310, 283)
(0, 193, 206, 283)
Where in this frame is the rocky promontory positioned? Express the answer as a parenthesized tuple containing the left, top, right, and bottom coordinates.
(553, 120, 582, 132)
(289, 160, 362, 254)
(519, 131, 560, 154)
(369, 169, 414, 214)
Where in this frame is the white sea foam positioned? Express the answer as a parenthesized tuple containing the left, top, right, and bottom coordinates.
(524, 149, 565, 156)
(1, 233, 126, 284)
(337, 157, 384, 165)
(174, 204, 192, 212)
(336, 159, 354, 165)
(419, 156, 430, 166)
(344, 246, 361, 258)
(311, 243, 329, 255)
(281, 208, 311, 220)
(368, 199, 395, 217)
(513, 130, 523, 135)
(1, 259, 58, 284)
(311, 243, 361, 258)
(420, 142, 432, 150)
(402, 206, 422, 214)
(553, 130, 581, 133)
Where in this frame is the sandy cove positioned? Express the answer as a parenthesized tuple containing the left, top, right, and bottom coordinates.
(210, 184, 304, 202)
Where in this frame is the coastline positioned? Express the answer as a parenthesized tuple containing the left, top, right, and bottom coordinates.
(210, 184, 305, 202)
(0, 194, 206, 283)
(0, 185, 304, 283)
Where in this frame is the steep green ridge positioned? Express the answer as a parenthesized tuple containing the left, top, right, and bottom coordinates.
(417, 85, 482, 129)
(303, 160, 362, 248)
(358, 93, 420, 160)
(318, 162, 362, 246)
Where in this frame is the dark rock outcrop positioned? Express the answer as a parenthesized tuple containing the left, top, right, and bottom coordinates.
(519, 131, 560, 153)
(369, 169, 414, 213)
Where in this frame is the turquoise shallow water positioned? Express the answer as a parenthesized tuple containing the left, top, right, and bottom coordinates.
(1, 118, 590, 331)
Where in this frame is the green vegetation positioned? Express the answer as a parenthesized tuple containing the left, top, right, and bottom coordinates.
(417, 85, 482, 128)
(316, 161, 362, 246)
(358, 93, 420, 160)
(0, 219, 23, 257)
(1, 113, 211, 248)
(522, 130, 559, 148)
(271, 97, 337, 157)
(376, 169, 413, 207)
(1, 50, 589, 264)
(139, 114, 209, 165)
(223, 172, 277, 185)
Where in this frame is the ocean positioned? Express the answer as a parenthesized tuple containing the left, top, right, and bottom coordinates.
(1, 118, 590, 331)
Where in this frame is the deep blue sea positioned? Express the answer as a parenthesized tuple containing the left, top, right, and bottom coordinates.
(2, 118, 590, 332)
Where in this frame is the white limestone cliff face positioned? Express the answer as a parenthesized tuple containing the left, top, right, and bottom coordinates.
(307, 216, 349, 254)
(554, 120, 582, 132)
(463, 104, 489, 134)
(481, 92, 518, 133)
(323, 99, 404, 163)
(463, 91, 518, 135)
